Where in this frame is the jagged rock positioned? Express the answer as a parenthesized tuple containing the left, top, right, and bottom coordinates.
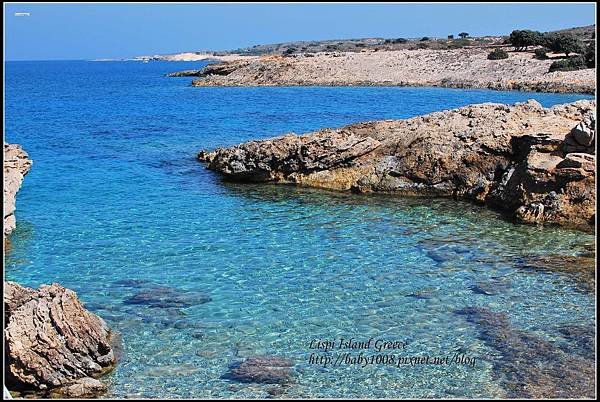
(199, 100, 596, 227)
(563, 111, 596, 153)
(4, 143, 32, 238)
(4, 281, 116, 397)
(223, 356, 294, 384)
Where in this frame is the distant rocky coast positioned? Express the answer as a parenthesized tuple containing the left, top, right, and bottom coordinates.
(169, 48, 596, 94)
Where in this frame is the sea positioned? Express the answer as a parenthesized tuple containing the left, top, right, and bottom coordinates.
(4, 60, 596, 398)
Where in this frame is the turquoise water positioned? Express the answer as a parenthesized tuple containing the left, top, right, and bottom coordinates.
(4, 61, 595, 398)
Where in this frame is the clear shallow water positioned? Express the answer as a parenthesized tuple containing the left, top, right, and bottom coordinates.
(4, 61, 595, 398)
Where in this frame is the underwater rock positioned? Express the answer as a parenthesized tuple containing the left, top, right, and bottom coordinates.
(456, 306, 595, 398)
(515, 254, 595, 293)
(469, 278, 511, 296)
(224, 355, 294, 384)
(123, 286, 211, 308)
(4, 281, 116, 397)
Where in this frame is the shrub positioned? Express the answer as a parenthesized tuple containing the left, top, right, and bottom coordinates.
(447, 38, 471, 48)
(447, 35, 454, 39)
(458, 32, 470, 38)
(394, 38, 408, 43)
(283, 47, 297, 55)
(543, 33, 584, 57)
(420, 37, 430, 41)
(509, 30, 544, 51)
(548, 56, 586, 72)
(534, 47, 549, 60)
(487, 48, 509, 60)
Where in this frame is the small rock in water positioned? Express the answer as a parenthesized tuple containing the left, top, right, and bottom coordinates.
(470, 278, 511, 296)
(224, 355, 294, 384)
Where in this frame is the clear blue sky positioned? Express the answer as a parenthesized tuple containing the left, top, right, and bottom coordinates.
(4, 2, 596, 61)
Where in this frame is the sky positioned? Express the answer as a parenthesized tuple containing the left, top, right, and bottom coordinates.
(4, 2, 597, 61)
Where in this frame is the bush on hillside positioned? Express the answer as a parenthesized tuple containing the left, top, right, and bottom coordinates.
(487, 48, 509, 60)
(548, 56, 586, 72)
(534, 47, 549, 60)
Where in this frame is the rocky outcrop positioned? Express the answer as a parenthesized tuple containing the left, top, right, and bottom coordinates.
(4, 281, 117, 398)
(199, 100, 595, 228)
(182, 49, 596, 94)
(4, 143, 32, 239)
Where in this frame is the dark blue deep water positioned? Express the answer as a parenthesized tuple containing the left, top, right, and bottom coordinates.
(4, 60, 596, 398)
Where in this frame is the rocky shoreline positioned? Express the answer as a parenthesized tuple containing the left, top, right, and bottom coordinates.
(198, 100, 596, 228)
(171, 48, 596, 94)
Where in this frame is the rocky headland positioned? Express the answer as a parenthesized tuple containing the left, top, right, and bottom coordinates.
(177, 48, 595, 94)
(198, 99, 596, 228)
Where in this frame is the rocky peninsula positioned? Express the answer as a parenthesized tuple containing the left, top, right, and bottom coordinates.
(198, 99, 596, 228)
(178, 48, 595, 94)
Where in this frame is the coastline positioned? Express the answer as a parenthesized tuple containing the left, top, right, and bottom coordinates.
(173, 48, 596, 94)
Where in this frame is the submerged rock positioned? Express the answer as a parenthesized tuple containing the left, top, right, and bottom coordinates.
(199, 100, 595, 228)
(456, 306, 595, 398)
(3, 143, 32, 240)
(4, 281, 117, 397)
(224, 355, 294, 384)
(123, 286, 211, 308)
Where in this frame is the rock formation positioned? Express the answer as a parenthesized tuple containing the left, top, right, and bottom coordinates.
(4, 281, 117, 398)
(4, 143, 32, 240)
(198, 100, 595, 228)
(224, 355, 295, 384)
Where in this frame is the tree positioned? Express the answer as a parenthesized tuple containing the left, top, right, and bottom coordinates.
(447, 35, 454, 39)
(543, 33, 584, 57)
(420, 37, 430, 41)
(458, 32, 470, 38)
(509, 30, 544, 51)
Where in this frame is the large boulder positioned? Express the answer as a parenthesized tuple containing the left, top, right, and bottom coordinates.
(4, 281, 117, 398)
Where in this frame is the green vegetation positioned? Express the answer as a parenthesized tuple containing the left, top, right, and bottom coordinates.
(534, 47, 549, 60)
(548, 56, 586, 72)
(458, 32, 470, 38)
(487, 48, 509, 60)
(509, 30, 545, 51)
(447, 35, 454, 39)
(420, 37, 430, 41)
(543, 33, 584, 57)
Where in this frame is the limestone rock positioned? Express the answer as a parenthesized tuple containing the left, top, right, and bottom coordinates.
(4, 281, 116, 397)
(199, 100, 596, 227)
(3, 143, 32, 237)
